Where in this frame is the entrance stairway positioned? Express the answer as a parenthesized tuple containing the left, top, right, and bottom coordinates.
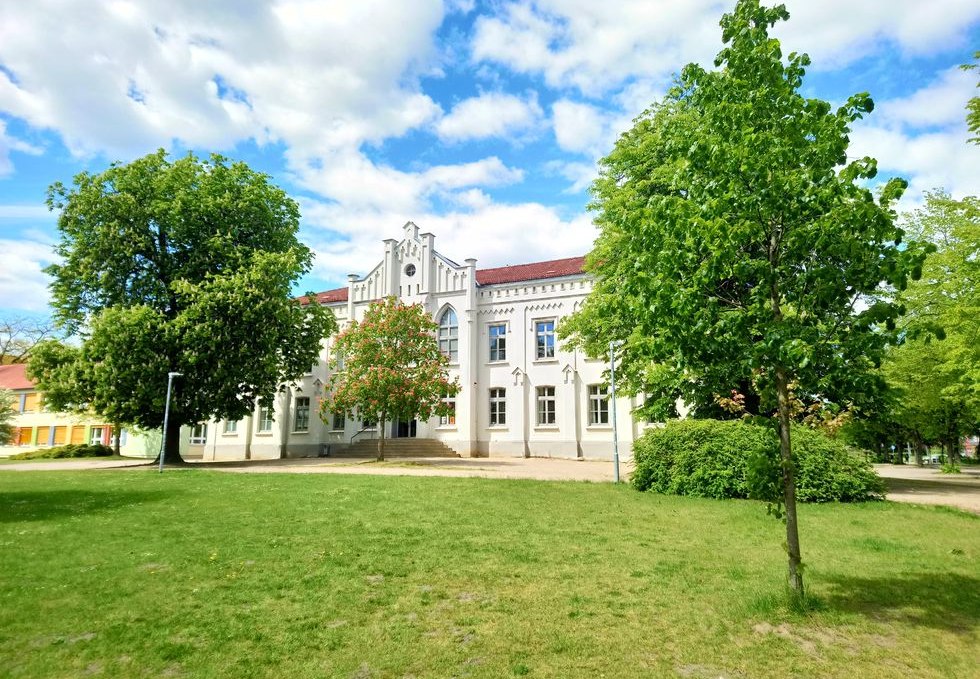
(330, 438, 460, 458)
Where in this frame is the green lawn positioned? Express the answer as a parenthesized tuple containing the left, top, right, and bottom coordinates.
(0, 471, 976, 678)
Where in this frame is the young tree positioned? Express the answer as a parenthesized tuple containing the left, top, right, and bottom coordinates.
(41, 150, 336, 464)
(324, 297, 459, 461)
(561, 0, 925, 595)
(0, 389, 15, 445)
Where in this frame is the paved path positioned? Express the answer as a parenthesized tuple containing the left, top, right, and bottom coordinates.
(3, 457, 977, 513)
(873, 464, 980, 514)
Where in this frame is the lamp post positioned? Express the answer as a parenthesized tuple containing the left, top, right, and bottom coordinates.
(609, 340, 624, 484)
(159, 371, 182, 473)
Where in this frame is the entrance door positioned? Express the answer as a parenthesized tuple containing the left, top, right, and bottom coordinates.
(394, 419, 417, 438)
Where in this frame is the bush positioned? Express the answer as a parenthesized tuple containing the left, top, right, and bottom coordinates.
(632, 419, 884, 503)
(9, 443, 114, 461)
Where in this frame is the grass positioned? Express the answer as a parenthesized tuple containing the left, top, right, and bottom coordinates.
(0, 471, 977, 678)
(0, 455, 138, 465)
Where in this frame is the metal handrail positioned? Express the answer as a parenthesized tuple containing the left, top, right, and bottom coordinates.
(350, 426, 378, 444)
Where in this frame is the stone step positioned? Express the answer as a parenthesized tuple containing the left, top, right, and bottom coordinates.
(329, 438, 460, 458)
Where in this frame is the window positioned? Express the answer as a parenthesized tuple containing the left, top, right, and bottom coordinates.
(404, 263, 416, 277)
(438, 308, 458, 361)
(489, 388, 506, 426)
(536, 386, 556, 425)
(535, 320, 555, 359)
(258, 406, 274, 433)
(361, 417, 377, 429)
(293, 397, 310, 432)
(89, 426, 104, 446)
(439, 393, 456, 426)
(223, 420, 238, 434)
(488, 323, 506, 362)
(589, 385, 609, 425)
(190, 424, 207, 445)
(331, 412, 346, 431)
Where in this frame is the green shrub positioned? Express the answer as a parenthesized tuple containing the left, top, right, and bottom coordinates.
(9, 443, 114, 461)
(632, 419, 884, 503)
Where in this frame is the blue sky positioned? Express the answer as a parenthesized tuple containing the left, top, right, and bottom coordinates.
(1, 0, 977, 316)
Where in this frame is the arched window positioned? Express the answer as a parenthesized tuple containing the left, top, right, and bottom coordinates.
(438, 308, 458, 361)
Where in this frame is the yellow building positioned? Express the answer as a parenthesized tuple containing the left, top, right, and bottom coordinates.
(0, 363, 154, 457)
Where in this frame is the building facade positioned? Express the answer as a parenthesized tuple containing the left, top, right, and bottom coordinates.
(0, 363, 155, 457)
(196, 223, 648, 461)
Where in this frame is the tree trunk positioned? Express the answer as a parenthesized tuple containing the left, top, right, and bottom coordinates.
(156, 416, 184, 465)
(914, 439, 925, 467)
(113, 422, 121, 457)
(377, 418, 386, 462)
(775, 366, 804, 596)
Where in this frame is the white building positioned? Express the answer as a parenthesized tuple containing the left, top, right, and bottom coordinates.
(195, 223, 646, 461)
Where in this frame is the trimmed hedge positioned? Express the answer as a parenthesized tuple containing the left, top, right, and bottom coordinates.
(631, 419, 884, 503)
(9, 443, 115, 461)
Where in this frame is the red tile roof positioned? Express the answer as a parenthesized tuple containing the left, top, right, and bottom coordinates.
(0, 363, 34, 390)
(475, 256, 586, 286)
(304, 255, 587, 305)
(298, 287, 349, 305)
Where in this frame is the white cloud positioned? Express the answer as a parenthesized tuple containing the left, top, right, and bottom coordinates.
(435, 91, 543, 141)
(849, 67, 978, 202)
(876, 67, 976, 128)
(300, 198, 596, 286)
(0, 0, 445, 158)
(0, 237, 55, 312)
(472, 0, 980, 94)
(0, 120, 42, 177)
(551, 99, 609, 155)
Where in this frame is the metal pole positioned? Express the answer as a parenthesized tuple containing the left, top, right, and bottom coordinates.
(159, 371, 181, 473)
(610, 340, 621, 484)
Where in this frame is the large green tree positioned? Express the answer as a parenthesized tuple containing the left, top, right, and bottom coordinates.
(561, 0, 925, 594)
(883, 192, 980, 462)
(36, 150, 335, 463)
(324, 297, 459, 461)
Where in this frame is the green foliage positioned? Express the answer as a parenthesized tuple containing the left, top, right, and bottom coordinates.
(9, 443, 114, 460)
(324, 298, 460, 459)
(561, 0, 924, 421)
(964, 51, 979, 144)
(0, 389, 14, 445)
(876, 192, 980, 460)
(632, 419, 884, 503)
(940, 463, 962, 474)
(36, 150, 336, 461)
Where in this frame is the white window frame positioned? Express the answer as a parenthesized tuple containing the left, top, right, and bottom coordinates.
(89, 426, 104, 446)
(257, 406, 274, 433)
(189, 423, 208, 445)
(535, 319, 556, 360)
(223, 420, 238, 435)
(489, 388, 506, 426)
(536, 386, 556, 426)
(331, 412, 346, 431)
(488, 322, 507, 362)
(439, 393, 456, 426)
(293, 396, 311, 432)
(588, 384, 610, 426)
(438, 308, 459, 362)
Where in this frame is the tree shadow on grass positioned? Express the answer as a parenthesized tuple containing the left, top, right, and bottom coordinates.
(0, 488, 181, 524)
(820, 571, 980, 634)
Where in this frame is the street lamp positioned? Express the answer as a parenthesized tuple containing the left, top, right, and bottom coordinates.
(609, 340, 625, 484)
(159, 371, 182, 473)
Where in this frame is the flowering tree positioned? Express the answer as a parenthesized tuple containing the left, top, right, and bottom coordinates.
(323, 297, 460, 461)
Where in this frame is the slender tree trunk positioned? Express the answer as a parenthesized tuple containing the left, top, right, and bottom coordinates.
(377, 417, 386, 462)
(775, 366, 804, 596)
(113, 422, 121, 457)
